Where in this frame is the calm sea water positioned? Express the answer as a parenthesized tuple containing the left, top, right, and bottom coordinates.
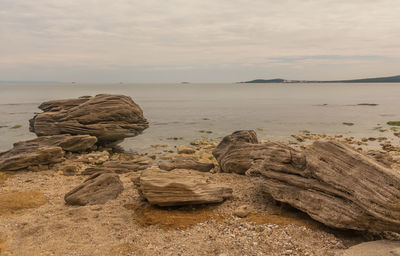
(1, 82, 400, 152)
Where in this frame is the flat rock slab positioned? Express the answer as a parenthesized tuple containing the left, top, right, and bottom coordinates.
(64, 173, 124, 205)
(13, 134, 97, 152)
(139, 167, 232, 206)
(0, 134, 97, 171)
(0, 144, 64, 171)
(214, 130, 400, 232)
(159, 157, 214, 172)
(29, 94, 149, 144)
(339, 240, 400, 256)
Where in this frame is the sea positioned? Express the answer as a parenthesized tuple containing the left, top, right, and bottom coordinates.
(1, 82, 400, 152)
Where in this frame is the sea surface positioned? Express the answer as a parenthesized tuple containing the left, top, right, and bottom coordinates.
(1, 82, 400, 152)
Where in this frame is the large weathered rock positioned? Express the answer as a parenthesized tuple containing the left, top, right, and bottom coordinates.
(0, 143, 64, 171)
(64, 173, 124, 205)
(138, 167, 232, 206)
(214, 130, 400, 232)
(159, 157, 214, 172)
(13, 134, 97, 152)
(213, 130, 270, 174)
(29, 94, 149, 144)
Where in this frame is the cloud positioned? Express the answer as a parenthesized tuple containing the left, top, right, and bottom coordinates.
(0, 0, 400, 82)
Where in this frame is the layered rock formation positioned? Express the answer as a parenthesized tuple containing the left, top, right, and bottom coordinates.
(64, 172, 124, 205)
(14, 134, 97, 152)
(0, 134, 96, 171)
(138, 167, 232, 206)
(29, 94, 149, 144)
(213, 130, 400, 232)
(0, 144, 64, 171)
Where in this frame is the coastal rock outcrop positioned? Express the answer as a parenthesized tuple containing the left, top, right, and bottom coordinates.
(29, 94, 149, 144)
(0, 144, 64, 171)
(159, 157, 214, 172)
(138, 167, 232, 206)
(214, 130, 400, 232)
(64, 172, 124, 205)
(0, 134, 97, 171)
(14, 134, 97, 152)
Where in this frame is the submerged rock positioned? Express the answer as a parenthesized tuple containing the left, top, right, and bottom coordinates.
(64, 172, 124, 206)
(214, 130, 400, 232)
(29, 94, 149, 145)
(138, 167, 232, 206)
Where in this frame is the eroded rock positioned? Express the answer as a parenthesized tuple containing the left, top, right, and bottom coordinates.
(0, 144, 64, 171)
(13, 134, 97, 152)
(64, 173, 124, 205)
(214, 130, 400, 232)
(29, 94, 149, 144)
(138, 167, 232, 206)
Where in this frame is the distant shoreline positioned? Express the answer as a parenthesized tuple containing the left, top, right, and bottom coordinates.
(242, 75, 400, 83)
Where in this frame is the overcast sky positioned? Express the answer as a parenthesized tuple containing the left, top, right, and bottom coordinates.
(1, 0, 400, 82)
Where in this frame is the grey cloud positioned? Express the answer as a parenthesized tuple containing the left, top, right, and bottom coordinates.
(0, 0, 400, 82)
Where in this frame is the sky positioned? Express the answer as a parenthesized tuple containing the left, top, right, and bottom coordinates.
(1, 0, 400, 83)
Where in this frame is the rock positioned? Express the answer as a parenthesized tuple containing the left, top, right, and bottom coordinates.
(159, 157, 214, 172)
(64, 173, 124, 205)
(0, 143, 64, 171)
(138, 167, 232, 206)
(215, 130, 400, 232)
(0, 134, 96, 171)
(234, 205, 251, 218)
(177, 145, 196, 154)
(212, 130, 263, 174)
(13, 134, 97, 152)
(339, 240, 400, 256)
(60, 165, 78, 176)
(29, 94, 149, 144)
(103, 160, 148, 169)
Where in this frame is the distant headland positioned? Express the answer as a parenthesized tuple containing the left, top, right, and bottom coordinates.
(242, 75, 400, 83)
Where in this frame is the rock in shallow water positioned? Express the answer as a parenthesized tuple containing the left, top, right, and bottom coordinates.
(138, 167, 232, 206)
(64, 173, 124, 205)
(29, 94, 149, 145)
(214, 130, 400, 232)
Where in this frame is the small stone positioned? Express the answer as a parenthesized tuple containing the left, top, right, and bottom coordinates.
(234, 205, 251, 218)
(177, 146, 196, 154)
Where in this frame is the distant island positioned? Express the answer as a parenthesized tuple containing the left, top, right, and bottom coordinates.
(242, 75, 400, 83)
